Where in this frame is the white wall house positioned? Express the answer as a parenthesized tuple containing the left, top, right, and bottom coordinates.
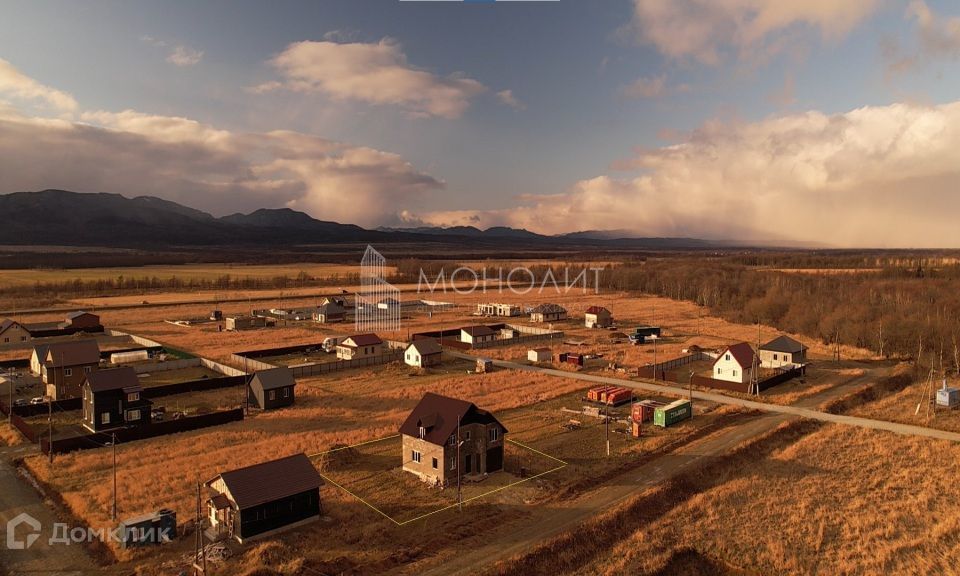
(405, 339, 442, 368)
(759, 336, 807, 368)
(712, 343, 757, 384)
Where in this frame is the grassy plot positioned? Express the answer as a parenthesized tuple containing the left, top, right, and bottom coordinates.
(314, 435, 565, 525)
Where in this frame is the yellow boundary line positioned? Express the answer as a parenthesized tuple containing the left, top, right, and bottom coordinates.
(309, 436, 568, 526)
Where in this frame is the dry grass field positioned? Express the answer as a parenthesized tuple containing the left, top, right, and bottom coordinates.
(0, 262, 382, 288)
(493, 421, 960, 576)
(846, 373, 960, 433)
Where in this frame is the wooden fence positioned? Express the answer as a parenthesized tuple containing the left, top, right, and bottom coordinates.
(636, 351, 710, 380)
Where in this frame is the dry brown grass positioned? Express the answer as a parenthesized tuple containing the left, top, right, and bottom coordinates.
(493, 421, 960, 575)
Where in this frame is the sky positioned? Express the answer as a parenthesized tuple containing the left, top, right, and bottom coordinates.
(1, 0, 959, 247)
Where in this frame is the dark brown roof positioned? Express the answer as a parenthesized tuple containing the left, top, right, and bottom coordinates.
(44, 340, 100, 367)
(531, 303, 567, 314)
(399, 392, 507, 447)
(461, 325, 495, 337)
(342, 333, 383, 347)
(209, 493, 231, 510)
(211, 453, 322, 510)
(760, 335, 806, 354)
(86, 367, 141, 393)
(585, 306, 610, 315)
(715, 342, 757, 369)
(0, 319, 22, 334)
(66, 311, 98, 321)
(408, 338, 442, 355)
(250, 367, 296, 391)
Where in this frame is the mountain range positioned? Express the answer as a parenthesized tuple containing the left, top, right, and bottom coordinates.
(0, 190, 719, 249)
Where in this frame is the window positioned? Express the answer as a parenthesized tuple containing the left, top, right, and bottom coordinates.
(449, 456, 456, 470)
(411, 450, 421, 463)
(283, 387, 289, 398)
(84, 366, 92, 373)
(717, 368, 723, 375)
(464, 430, 471, 441)
(725, 354, 731, 361)
(448, 434, 456, 446)
(268, 390, 276, 401)
(64, 368, 73, 377)
(773, 354, 779, 360)
(489, 427, 499, 442)
(127, 409, 140, 421)
(128, 392, 139, 402)
(432, 457, 438, 469)
(3, 338, 7, 343)
(101, 412, 110, 425)
(733, 369, 738, 377)
(419, 426, 426, 439)
(20, 336, 26, 342)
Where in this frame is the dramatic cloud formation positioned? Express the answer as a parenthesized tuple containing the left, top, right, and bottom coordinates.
(627, 0, 880, 64)
(0, 67, 443, 226)
(0, 58, 78, 112)
(412, 100, 960, 247)
(141, 36, 204, 67)
(255, 38, 487, 118)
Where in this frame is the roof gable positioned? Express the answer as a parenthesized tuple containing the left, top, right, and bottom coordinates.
(761, 335, 806, 354)
(86, 367, 140, 393)
(399, 392, 506, 446)
(250, 367, 296, 391)
(715, 342, 757, 369)
(408, 338, 442, 355)
(342, 333, 383, 347)
(585, 306, 610, 315)
(44, 340, 100, 367)
(461, 325, 494, 337)
(210, 453, 322, 509)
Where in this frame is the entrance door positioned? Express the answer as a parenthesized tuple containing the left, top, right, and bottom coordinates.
(486, 446, 504, 472)
(464, 454, 472, 474)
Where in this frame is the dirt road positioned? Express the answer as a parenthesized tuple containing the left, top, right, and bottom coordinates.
(0, 449, 100, 575)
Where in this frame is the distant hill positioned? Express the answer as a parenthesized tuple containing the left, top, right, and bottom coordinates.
(0, 190, 720, 249)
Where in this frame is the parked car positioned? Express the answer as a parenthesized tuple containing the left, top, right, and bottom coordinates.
(29, 397, 46, 405)
(151, 408, 166, 421)
(13, 398, 28, 407)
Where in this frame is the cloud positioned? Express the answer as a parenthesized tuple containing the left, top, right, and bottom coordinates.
(412, 100, 960, 248)
(627, 0, 880, 65)
(0, 68, 443, 227)
(141, 36, 203, 67)
(888, 1, 960, 73)
(496, 89, 525, 110)
(255, 38, 487, 118)
(167, 45, 204, 67)
(0, 58, 78, 113)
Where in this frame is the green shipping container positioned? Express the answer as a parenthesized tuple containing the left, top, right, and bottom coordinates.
(654, 400, 691, 427)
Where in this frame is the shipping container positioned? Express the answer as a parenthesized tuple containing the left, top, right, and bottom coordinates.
(605, 389, 632, 406)
(654, 399, 692, 427)
(632, 400, 660, 423)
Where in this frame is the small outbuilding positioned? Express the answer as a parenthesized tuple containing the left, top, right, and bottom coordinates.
(247, 367, 297, 410)
(530, 303, 568, 323)
(118, 509, 177, 548)
(336, 334, 384, 360)
(205, 453, 323, 543)
(313, 302, 346, 324)
(461, 326, 495, 346)
(226, 316, 270, 331)
(527, 348, 552, 363)
(476, 357, 494, 373)
(405, 338, 442, 368)
(759, 335, 807, 368)
(584, 306, 613, 328)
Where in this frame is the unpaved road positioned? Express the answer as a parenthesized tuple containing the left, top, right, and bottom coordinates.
(452, 354, 960, 442)
(0, 448, 100, 576)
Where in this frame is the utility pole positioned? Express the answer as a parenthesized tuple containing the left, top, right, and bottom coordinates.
(193, 481, 206, 576)
(7, 369, 12, 423)
(688, 370, 695, 405)
(456, 414, 462, 512)
(47, 394, 53, 464)
(605, 400, 610, 457)
(112, 432, 117, 520)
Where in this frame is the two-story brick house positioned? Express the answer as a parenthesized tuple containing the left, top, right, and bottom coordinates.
(399, 393, 508, 486)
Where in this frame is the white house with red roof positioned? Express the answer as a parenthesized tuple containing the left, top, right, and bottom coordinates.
(712, 342, 757, 384)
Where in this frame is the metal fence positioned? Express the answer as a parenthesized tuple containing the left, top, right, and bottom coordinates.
(288, 351, 404, 378)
